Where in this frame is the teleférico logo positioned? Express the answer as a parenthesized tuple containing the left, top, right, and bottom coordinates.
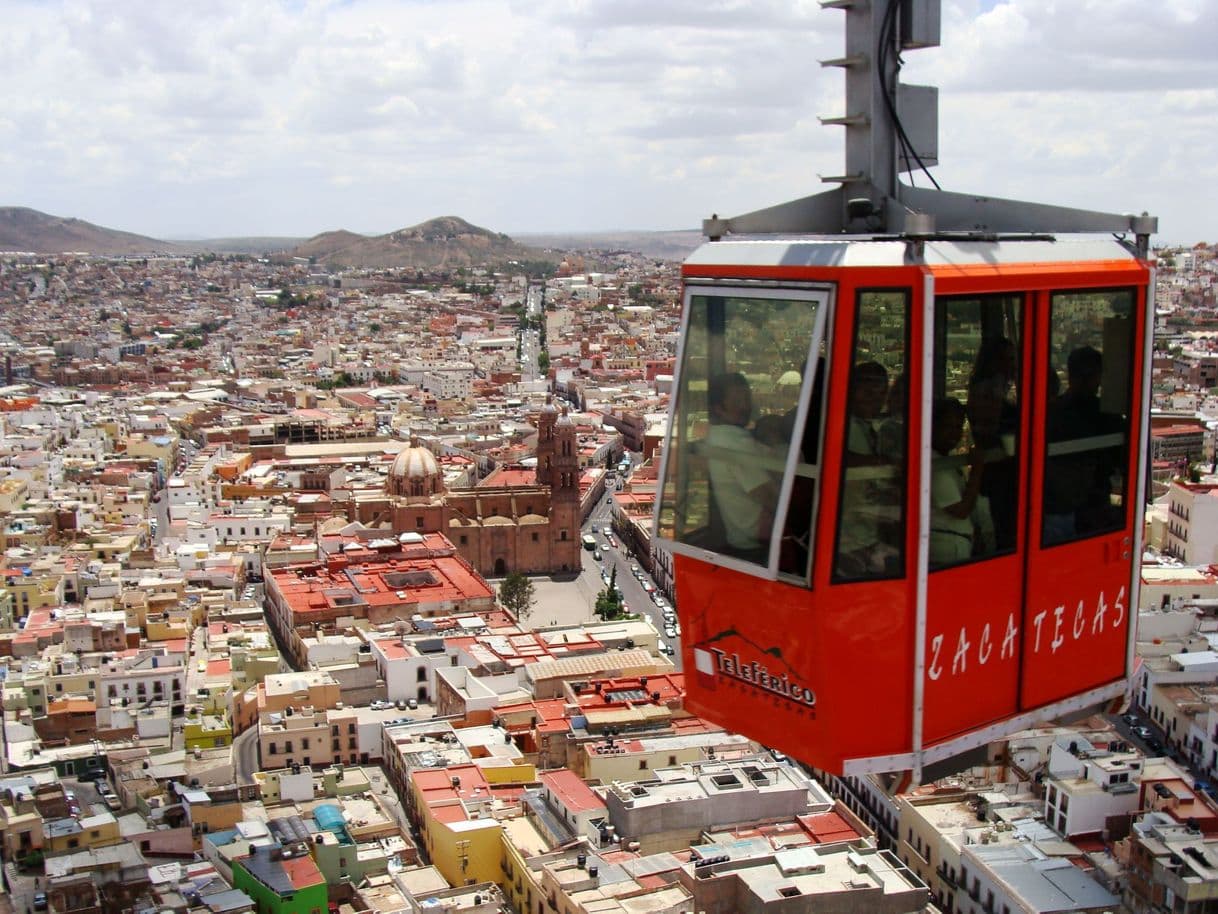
(696, 647, 816, 708)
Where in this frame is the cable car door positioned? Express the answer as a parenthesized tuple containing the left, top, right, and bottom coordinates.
(1021, 286, 1143, 709)
(922, 292, 1028, 743)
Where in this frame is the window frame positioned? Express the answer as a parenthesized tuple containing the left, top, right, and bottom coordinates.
(927, 290, 1027, 572)
(654, 281, 834, 582)
(831, 286, 913, 584)
(1039, 285, 1138, 549)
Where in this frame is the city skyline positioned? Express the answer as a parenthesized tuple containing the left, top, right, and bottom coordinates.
(1, 0, 1214, 244)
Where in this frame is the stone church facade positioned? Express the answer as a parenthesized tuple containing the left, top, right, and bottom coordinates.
(351, 402, 583, 576)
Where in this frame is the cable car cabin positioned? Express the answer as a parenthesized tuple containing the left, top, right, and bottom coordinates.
(654, 236, 1153, 778)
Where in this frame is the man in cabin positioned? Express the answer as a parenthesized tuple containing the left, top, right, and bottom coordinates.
(1044, 345, 1124, 543)
(837, 361, 903, 577)
(705, 371, 778, 561)
(929, 398, 994, 566)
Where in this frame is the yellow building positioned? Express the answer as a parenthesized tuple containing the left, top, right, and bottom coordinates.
(124, 433, 176, 464)
(44, 811, 121, 855)
(1, 567, 63, 619)
(501, 816, 550, 914)
(0, 477, 29, 514)
(184, 711, 232, 751)
(409, 765, 504, 888)
(146, 613, 190, 642)
(0, 788, 45, 863)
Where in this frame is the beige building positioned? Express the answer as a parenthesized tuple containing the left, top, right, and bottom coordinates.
(258, 705, 360, 770)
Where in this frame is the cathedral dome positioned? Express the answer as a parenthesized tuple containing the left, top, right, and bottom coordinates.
(390, 445, 439, 479)
(387, 442, 445, 499)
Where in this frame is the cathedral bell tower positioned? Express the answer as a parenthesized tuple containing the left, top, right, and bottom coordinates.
(535, 396, 558, 487)
(550, 407, 581, 572)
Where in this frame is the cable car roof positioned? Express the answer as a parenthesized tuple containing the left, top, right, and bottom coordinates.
(684, 236, 1144, 271)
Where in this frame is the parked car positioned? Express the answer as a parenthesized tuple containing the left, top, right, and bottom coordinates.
(1146, 738, 1165, 755)
(1121, 712, 1140, 725)
(33, 893, 47, 912)
(664, 624, 677, 638)
(653, 595, 668, 609)
(593, 549, 602, 562)
(1133, 725, 1153, 740)
(657, 640, 674, 656)
(407, 698, 419, 710)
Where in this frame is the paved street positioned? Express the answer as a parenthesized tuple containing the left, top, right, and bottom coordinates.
(233, 725, 260, 785)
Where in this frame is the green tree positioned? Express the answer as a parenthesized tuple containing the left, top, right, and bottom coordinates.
(537, 351, 550, 373)
(499, 572, 536, 619)
(595, 567, 624, 620)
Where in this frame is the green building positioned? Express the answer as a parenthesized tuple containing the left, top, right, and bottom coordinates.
(232, 846, 327, 914)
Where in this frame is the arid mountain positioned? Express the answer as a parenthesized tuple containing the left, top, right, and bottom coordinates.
(0, 207, 182, 255)
(290, 216, 554, 270)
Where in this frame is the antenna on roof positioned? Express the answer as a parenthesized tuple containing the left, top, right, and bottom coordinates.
(703, 0, 1156, 255)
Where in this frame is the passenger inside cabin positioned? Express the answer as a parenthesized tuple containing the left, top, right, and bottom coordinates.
(930, 398, 995, 568)
(837, 361, 903, 578)
(967, 337, 1021, 551)
(1044, 345, 1125, 543)
(705, 371, 778, 561)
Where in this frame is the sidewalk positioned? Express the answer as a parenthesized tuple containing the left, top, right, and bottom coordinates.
(490, 548, 609, 629)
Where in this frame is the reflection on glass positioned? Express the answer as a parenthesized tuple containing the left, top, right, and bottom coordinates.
(657, 292, 823, 577)
(834, 291, 909, 581)
(1042, 289, 1135, 546)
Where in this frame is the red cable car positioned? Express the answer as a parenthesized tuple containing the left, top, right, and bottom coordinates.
(653, 0, 1157, 780)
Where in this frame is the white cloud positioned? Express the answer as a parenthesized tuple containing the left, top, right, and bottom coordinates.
(0, 0, 1210, 242)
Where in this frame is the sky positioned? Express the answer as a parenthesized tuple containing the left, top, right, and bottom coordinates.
(1, 0, 1214, 244)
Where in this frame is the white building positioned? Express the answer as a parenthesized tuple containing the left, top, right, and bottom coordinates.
(1165, 481, 1218, 564)
(1043, 736, 1143, 837)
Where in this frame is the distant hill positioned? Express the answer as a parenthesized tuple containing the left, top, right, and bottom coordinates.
(0, 206, 182, 255)
(0, 207, 704, 263)
(516, 229, 704, 261)
(290, 216, 554, 270)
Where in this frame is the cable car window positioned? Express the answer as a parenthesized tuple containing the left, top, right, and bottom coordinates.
(929, 293, 1023, 569)
(656, 287, 829, 579)
(833, 290, 910, 582)
(1042, 288, 1136, 547)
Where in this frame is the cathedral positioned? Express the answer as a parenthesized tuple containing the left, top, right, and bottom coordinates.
(351, 400, 583, 577)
